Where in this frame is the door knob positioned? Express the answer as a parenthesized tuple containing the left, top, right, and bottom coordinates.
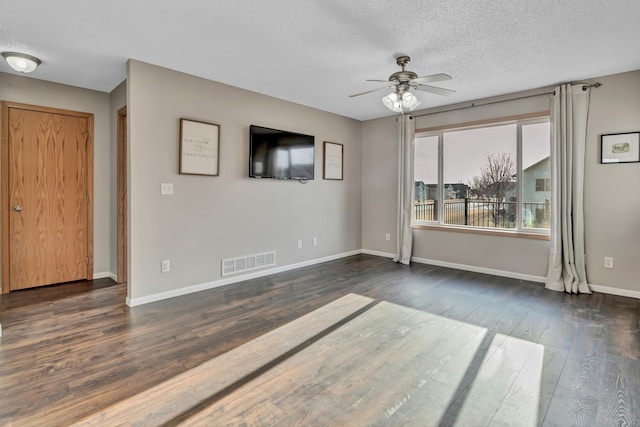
(13, 205, 22, 212)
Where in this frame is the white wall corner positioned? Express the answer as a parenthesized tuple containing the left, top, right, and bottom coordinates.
(361, 249, 395, 259)
(93, 272, 117, 281)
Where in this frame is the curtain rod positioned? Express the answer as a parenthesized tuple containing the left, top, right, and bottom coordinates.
(410, 82, 601, 119)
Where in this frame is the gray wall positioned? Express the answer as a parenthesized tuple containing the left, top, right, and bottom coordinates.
(109, 80, 127, 276)
(127, 60, 362, 301)
(0, 72, 112, 277)
(361, 70, 640, 293)
(585, 70, 640, 291)
(362, 115, 398, 254)
(362, 88, 551, 278)
(1, 66, 637, 300)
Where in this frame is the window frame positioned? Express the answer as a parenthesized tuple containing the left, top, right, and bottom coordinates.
(412, 112, 551, 238)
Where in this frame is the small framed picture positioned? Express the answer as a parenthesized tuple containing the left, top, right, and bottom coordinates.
(600, 132, 640, 164)
(179, 118, 220, 175)
(323, 141, 343, 180)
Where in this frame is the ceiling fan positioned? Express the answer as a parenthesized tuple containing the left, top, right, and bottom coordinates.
(350, 55, 455, 112)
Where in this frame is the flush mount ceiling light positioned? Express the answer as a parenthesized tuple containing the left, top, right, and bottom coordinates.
(382, 90, 422, 113)
(2, 52, 41, 73)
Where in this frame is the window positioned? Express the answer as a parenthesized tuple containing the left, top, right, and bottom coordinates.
(535, 179, 551, 192)
(414, 135, 439, 222)
(414, 116, 550, 232)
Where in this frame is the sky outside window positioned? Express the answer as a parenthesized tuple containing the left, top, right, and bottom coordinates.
(415, 123, 550, 185)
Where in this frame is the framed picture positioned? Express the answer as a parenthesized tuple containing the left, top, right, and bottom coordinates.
(323, 141, 343, 180)
(600, 132, 640, 164)
(179, 118, 220, 175)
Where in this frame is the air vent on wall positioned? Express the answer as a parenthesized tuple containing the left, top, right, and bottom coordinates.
(221, 251, 276, 276)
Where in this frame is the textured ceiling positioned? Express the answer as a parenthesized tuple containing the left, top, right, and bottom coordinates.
(1, 0, 639, 120)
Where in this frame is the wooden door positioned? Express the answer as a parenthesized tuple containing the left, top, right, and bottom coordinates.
(2, 102, 93, 292)
(117, 107, 127, 283)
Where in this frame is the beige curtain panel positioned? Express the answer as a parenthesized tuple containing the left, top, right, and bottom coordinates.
(394, 115, 416, 265)
(546, 84, 591, 294)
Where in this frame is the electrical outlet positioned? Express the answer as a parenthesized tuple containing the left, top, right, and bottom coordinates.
(297, 239, 303, 249)
(161, 183, 174, 195)
(604, 257, 614, 269)
(312, 237, 317, 247)
(161, 259, 170, 272)
(385, 233, 391, 241)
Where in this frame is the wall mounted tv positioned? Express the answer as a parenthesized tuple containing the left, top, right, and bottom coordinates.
(249, 125, 315, 180)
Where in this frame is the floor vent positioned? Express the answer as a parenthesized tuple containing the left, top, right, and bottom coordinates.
(221, 251, 276, 276)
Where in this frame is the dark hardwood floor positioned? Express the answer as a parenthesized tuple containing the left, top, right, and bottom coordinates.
(0, 254, 638, 426)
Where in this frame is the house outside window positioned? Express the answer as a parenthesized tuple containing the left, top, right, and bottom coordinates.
(413, 115, 550, 232)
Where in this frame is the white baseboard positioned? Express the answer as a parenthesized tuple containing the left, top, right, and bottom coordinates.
(123, 248, 640, 308)
(410, 256, 547, 283)
(361, 249, 547, 283)
(589, 284, 640, 299)
(126, 250, 363, 307)
(93, 271, 117, 281)
(361, 249, 395, 259)
(408, 256, 639, 299)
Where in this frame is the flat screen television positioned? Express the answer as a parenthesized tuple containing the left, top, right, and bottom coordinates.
(249, 125, 315, 180)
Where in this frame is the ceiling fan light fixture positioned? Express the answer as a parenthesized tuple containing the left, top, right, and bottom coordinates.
(2, 51, 41, 73)
(382, 92, 403, 113)
(382, 90, 421, 113)
(401, 91, 421, 110)
(350, 55, 454, 113)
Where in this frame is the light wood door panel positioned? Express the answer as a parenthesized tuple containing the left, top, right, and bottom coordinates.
(7, 107, 88, 290)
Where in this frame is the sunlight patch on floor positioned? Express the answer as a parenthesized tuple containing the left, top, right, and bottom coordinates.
(71, 293, 547, 426)
(441, 334, 545, 427)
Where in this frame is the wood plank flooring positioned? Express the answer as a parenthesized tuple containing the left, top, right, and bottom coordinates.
(0, 254, 639, 426)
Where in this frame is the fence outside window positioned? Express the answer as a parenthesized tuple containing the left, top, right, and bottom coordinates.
(414, 199, 550, 229)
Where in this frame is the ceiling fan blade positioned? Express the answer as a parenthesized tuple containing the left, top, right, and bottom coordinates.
(414, 84, 456, 96)
(411, 73, 452, 85)
(349, 85, 393, 98)
(365, 79, 395, 83)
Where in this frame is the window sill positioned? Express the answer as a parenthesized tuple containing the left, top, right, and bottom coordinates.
(412, 223, 550, 241)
